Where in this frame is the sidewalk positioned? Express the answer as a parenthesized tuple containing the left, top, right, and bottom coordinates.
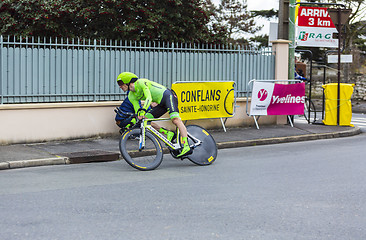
(0, 121, 361, 170)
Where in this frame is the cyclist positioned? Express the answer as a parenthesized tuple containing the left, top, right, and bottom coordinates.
(295, 68, 307, 81)
(115, 94, 137, 134)
(116, 72, 193, 157)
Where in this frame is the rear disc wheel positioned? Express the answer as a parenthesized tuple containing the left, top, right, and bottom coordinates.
(180, 125, 217, 166)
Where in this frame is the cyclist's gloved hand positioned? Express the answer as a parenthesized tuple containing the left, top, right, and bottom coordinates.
(137, 108, 147, 117)
(125, 118, 137, 129)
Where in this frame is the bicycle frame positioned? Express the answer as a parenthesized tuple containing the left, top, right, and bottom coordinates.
(114, 107, 202, 152)
(138, 118, 202, 151)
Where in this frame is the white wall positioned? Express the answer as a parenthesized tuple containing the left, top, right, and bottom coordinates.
(0, 99, 278, 145)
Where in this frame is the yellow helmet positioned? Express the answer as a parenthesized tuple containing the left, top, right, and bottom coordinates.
(117, 72, 138, 84)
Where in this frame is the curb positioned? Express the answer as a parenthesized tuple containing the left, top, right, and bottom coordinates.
(59, 150, 120, 164)
(217, 126, 362, 149)
(0, 157, 69, 170)
(0, 126, 361, 171)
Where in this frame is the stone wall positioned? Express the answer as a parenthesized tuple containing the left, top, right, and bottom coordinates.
(351, 75, 366, 100)
(307, 67, 366, 100)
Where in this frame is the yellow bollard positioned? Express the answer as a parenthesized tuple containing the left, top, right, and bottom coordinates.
(322, 83, 354, 126)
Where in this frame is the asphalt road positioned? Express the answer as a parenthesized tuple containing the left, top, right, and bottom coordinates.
(352, 113, 366, 132)
(1, 132, 366, 240)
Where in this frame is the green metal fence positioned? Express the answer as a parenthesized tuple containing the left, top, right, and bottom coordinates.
(0, 36, 275, 104)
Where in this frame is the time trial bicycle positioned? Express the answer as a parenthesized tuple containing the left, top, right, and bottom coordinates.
(115, 107, 217, 171)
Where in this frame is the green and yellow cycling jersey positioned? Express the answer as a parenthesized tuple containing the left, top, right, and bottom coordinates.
(128, 78, 166, 114)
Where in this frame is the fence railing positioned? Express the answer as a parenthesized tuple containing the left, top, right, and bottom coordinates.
(0, 36, 275, 104)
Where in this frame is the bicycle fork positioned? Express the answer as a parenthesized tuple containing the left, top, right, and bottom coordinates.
(138, 120, 147, 152)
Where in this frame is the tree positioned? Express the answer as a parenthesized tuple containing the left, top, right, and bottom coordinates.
(251, 9, 278, 19)
(214, 0, 261, 45)
(0, 0, 224, 43)
(336, 0, 366, 53)
(351, 21, 366, 52)
(250, 8, 279, 48)
(203, 0, 230, 44)
(249, 34, 269, 49)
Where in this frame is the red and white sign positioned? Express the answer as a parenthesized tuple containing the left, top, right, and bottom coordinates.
(298, 7, 336, 28)
(296, 6, 338, 48)
(250, 82, 305, 116)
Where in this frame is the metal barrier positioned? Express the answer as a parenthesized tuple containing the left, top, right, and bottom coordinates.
(246, 79, 303, 129)
(0, 36, 275, 104)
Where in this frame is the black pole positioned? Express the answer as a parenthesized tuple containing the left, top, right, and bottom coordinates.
(322, 65, 326, 120)
(337, 8, 341, 126)
(309, 57, 313, 123)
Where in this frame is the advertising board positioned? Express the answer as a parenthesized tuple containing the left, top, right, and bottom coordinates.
(250, 82, 305, 116)
(171, 81, 235, 121)
(296, 6, 338, 48)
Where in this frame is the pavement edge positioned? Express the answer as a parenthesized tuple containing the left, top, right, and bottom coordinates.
(217, 126, 362, 149)
(0, 157, 70, 170)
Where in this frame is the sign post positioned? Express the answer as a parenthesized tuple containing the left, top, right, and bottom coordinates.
(295, 3, 351, 126)
(289, 0, 296, 81)
(327, 8, 352, 125)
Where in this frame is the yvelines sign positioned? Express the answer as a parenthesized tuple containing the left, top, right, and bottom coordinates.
(296, 6, 338, 48)
(250, 82, 305, 116)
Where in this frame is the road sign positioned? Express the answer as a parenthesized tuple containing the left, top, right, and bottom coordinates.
(296, 6, 338, 48)
(327, 54, 353, 63)
(327, 8, 352, 31)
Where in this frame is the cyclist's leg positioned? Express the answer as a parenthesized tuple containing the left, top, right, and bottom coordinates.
(146, 104, 176, 141)
(171, 117, 187, 138)
(160, 90, 188, 138)
(172, 117, 192, 157)
(163, 91, 191, 157)
(145, 105, 165, 130)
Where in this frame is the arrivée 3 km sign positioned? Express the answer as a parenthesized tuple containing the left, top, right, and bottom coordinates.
(296, 6, 338, 48)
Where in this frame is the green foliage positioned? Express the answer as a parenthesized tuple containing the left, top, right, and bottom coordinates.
(250, 34, 269, 48)
(251, 9, 278, 19)
(349, 20, 366, 52)
(215, 0, 261, 44)
(0, 0, 227, 43)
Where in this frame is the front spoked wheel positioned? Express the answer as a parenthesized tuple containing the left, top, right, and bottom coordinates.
(119, 128, 163, 171)
(180, 125, 217, 166)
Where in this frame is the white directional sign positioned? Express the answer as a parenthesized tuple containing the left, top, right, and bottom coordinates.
(296, 6, 338, 48)
(328, 54, 353, 63)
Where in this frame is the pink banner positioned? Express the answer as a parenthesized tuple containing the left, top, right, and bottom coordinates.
(267, 83, 305, 115)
